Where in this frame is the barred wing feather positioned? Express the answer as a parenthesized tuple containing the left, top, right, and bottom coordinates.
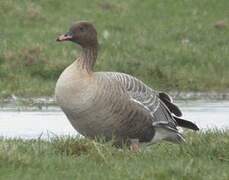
(106, 72, 178, 130)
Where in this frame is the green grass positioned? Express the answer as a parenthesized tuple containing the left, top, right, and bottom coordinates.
(0, 0, 229, 98)
(0, 131, 228, 180)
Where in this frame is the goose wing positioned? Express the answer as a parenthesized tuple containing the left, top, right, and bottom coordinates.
(107, 72, 179, 130)
(109, 72, 199, 132)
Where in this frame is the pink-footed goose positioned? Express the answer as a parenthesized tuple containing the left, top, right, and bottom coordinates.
(55, 21, 199, 146)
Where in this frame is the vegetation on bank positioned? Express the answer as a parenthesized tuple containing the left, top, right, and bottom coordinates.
(0, 0, 229, 98)
(0, 131, 228, 180)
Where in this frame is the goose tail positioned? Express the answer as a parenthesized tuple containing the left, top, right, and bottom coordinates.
(158, 92, 199, 131)
(173, 116, 199, 131)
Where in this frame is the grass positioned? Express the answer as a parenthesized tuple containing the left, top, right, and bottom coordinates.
(0, 0, 229, 98)
(0, 131, 228, 180)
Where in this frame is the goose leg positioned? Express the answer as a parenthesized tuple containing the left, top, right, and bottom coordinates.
(130, 138, 140, 152)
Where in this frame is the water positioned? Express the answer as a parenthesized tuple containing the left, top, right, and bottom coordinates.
(0, 100, 228, 139)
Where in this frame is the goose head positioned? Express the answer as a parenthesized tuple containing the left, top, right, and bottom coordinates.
(56, 21, 98, 48)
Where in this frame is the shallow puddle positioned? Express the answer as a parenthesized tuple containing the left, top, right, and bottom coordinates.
(0, 100, 228, 139)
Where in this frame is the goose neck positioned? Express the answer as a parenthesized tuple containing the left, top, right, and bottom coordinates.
(78, 46, 98, 73)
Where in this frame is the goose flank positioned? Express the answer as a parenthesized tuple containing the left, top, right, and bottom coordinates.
(55, 21, 199, 145)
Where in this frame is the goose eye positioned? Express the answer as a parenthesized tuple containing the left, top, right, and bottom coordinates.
(79, 27, 84, 32)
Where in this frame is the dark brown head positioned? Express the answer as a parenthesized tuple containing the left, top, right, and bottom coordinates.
(56, 21, 98, 48)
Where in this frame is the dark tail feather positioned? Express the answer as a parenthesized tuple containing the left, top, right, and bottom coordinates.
(159, 92, 199, 130)
(159, 92, 182, 117)
(173, 116, 199, 131)
(159, 92, 172, 102)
